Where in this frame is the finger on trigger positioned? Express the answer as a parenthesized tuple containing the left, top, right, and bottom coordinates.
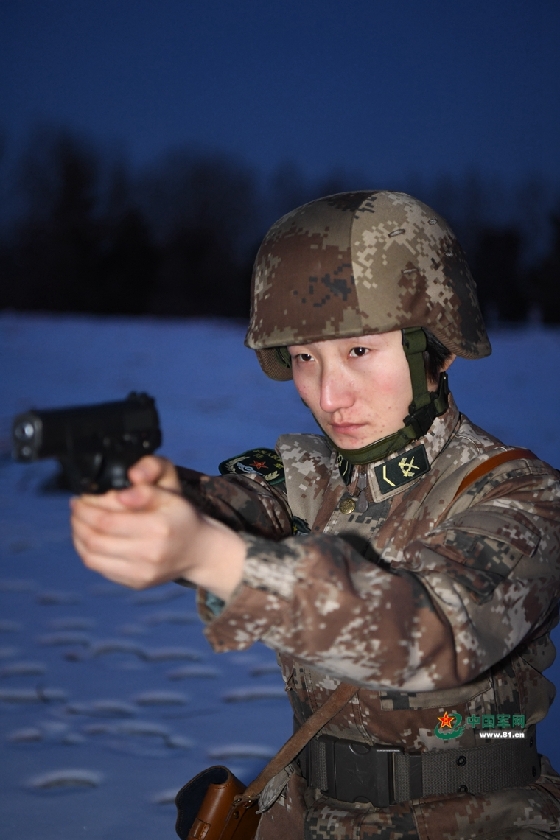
(71, 491, 128, 514)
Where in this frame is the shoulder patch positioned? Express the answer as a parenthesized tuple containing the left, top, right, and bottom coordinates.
(218, 448, 285, 486)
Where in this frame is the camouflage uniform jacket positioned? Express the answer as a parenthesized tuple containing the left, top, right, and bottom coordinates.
(180, 397, 560, 839)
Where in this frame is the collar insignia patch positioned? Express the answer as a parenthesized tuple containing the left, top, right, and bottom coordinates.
(218, 448, 285, 486)
(336, 453, 354, 485)
(374, 444, 430, 493)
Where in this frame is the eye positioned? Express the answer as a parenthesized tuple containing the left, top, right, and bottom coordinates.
(349, 346, 369, 358)
(289, 351, 314, 363)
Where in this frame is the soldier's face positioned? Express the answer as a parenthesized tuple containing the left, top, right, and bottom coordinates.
(288, 330, 414, 449)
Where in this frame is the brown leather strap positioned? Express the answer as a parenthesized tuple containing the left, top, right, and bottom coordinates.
(453, 447, 536, 502)
(242, 682, 358, 801)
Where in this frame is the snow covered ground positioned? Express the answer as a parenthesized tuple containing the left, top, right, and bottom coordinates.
(1, 312, 559, 839)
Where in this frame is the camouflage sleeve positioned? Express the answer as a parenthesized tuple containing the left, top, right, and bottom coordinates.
(175, 465, 292, 539)
(175, 464, 294, 620)
(202, 465, 560, 692)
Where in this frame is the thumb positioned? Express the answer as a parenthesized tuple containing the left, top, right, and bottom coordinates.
(128, 456, 181, 492)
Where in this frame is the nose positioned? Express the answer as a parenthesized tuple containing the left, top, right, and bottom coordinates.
(319, 362, 356, 414)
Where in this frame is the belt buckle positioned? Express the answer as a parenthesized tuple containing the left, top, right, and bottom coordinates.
(330, 740, 402, 807)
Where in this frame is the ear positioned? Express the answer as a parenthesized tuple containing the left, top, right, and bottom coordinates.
(428, 354, 456, 391)
(442, 354, 456, 372)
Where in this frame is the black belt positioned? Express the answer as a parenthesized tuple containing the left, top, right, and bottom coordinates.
(297, 729, 540, 807)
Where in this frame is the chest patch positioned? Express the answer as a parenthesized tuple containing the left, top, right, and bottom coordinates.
(374, 444, 430, 493)
(218, 448, 285, 486)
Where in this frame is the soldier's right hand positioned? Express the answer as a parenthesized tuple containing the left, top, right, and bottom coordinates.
(70, 456, 246, 600)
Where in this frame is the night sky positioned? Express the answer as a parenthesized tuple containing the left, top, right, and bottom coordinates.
(1, 0, 559, 186)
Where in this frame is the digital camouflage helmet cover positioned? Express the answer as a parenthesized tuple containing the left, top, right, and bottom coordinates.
(245, 191, 491, 462)
(246, 191, 490, 373)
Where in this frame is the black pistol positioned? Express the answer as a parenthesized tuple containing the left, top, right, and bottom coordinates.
(12, 392, 162, 494)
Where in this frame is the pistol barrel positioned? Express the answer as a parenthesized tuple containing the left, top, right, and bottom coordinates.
(12, 393, 162, 492)
(12, 411, 43, 461)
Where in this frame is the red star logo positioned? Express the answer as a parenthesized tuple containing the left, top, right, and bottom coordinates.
(438, 711, 455, 729)
(250, 460, 267, 469)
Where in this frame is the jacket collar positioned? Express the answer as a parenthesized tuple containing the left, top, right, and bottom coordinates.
(336, 395, 460, 503)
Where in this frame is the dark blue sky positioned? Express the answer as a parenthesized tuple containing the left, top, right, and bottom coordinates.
(1, 0, 559, 185)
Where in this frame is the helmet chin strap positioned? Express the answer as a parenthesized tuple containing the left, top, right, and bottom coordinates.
(326, 328, 450, 465)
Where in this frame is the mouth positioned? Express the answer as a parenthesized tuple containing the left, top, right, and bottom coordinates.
(328, 422, 367, 439)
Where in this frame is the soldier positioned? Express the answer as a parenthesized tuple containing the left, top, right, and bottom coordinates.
(72, 191, 560, 839)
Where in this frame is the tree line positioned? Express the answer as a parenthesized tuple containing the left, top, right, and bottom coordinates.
(1, 126, 559, 324)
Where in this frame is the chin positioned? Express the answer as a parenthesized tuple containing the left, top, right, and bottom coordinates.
(329, 432, 374, 450)
(328, 424, 394, 450)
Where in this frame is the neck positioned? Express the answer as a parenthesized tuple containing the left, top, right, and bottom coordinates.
(325, 371, 450, 466)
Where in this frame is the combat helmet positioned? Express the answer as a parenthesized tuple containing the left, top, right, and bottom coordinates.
(246, 190, 491, 462)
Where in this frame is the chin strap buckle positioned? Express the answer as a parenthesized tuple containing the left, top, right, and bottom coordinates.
(405, 371, 450, 438)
